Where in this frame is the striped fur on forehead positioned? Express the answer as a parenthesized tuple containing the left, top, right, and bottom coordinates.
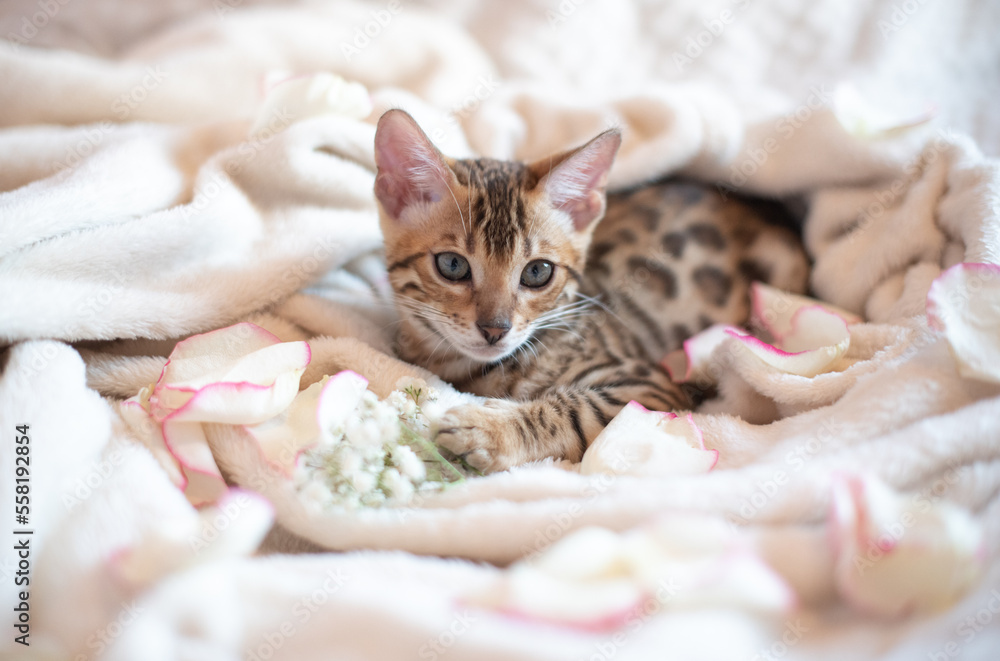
(450, 158, 540, 258)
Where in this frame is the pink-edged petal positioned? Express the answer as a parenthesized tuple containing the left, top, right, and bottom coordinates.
(470, 521, 796, 631)
(244, 377, 327, 474)
(152, 338, 311, 419)
(830, 474, 985, 618)
(469, 527, 643, 631)
(581, 401, 718, 476)
(162, 419, 227, 506)
(124, 323, 314, 507)
(781, 305, 851, 353)
(119, 396, 185, 490)
(532, 527, 628, 581)
(673, 550, 798, 613)
(163, 367, 306, 425)
(751, 282, 861, 343)
(157, 322, 282, 390)
(624, 516, 796, 614)
(926, 262, 1000, 383)
(180, 467, 229, 508)
(727, 307, 850, 378)
(479, 564, 643, 632)
(661, 324, 739, 384)
(243, 370, 370, 476)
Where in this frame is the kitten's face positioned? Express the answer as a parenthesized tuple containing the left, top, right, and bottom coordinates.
(373, 110, 620, 364)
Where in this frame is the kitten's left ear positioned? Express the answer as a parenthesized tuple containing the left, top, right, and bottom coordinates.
(531, 129, 622, 232)
(373, 109, 457, 221)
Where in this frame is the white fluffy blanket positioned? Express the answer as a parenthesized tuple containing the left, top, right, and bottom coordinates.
(2, 1, 1000, 659)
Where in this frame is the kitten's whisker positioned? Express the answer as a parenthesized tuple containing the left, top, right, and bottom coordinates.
(466, 169, 474, 239)
(426, 334, 451, 363)
(428, 160, 467, 237)
(534, 305, 591, 324)
(533, 305, 593, 327)
(535, 310, 591, 325)
(573, 292, 623, 322)
(536, 297, 594, 315)
(395, 296, 450, 321)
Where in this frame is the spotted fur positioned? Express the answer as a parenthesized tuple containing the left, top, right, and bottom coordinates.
(373, 109, 808, 472)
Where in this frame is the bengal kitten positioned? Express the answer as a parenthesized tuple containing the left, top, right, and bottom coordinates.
(373, 109, 808, 473)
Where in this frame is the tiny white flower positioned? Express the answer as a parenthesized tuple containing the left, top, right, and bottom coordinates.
(381, 467, 414, 501)
(401, 397, 419, 418)
(345, 417, 382, 448)
(386, 391, 409, 413)
(419, 398, 446, 427)
(351, 470, 377, 494)
(379, 418, 402, 445)
(361, 489, 386, 507)
(300, 480, 334, 511)
(393, 445, 427, 482)
(337, 447, 362, 475)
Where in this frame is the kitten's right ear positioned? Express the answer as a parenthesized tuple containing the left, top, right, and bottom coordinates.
(530, 128, 622, 233)
(373, 109, 456, 221)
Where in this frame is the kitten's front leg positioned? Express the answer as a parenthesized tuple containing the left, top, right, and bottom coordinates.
(437, 378, 688, 472)
(436, 399, 532, 473)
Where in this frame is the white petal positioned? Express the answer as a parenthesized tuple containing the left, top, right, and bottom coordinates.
(830, 474, 985, 617)
(926, 262, 1000, 383)
(728, 306, 850, 378)
(661, 324, 739, 384)
(581, 402, 717, 477)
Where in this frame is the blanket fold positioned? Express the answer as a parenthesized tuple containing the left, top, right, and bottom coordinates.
(2, 1, 1000, 660)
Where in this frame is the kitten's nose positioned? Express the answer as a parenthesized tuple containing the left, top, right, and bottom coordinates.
(476, 320, 511, 345)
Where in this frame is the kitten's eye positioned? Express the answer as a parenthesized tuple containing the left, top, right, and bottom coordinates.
(435, 252, 471, 281)
(520, 260, 554, 288)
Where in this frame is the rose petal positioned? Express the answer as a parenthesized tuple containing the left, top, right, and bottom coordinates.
(162, 366, 308, 425)
(623, 517, 797, 613)
(162, 419, 228, 506)
(662, 324, 739, 384)
(152, 324, 310, 420)
(125, 323, 312, 506)
(119, 395, 185, 490)
(674, 550, 798, 613)
(155, 323, 283, 389)
(727, 306, 850, 378)
(751, 282, 862, 343)
(244, 377, 326, 474)
(243, 370, 371, 476)
(830, 474, 984, 617)
(470, 520, 795, 630)
(480, 564, 643, 632)
(580, 401, 718, 477)
(926, 262, 1000, 383)
(532, 527, 629, 581)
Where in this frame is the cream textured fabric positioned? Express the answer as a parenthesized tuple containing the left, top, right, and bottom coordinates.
(1, 2, 999, 660)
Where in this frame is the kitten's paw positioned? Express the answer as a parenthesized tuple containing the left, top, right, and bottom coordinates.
(436, 402, 521, 473)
